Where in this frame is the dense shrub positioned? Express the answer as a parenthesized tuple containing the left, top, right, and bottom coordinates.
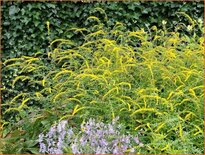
(1, 13, 204, 153)
(2, 2, 204, 121)
(2, 1, 203, 59)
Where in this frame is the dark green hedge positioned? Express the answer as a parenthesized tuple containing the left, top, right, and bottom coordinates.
(2, 1, 204, 59)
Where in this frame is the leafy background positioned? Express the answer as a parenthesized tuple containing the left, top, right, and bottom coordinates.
(2, 1, 204, 59)
(2, 1, 204, 101)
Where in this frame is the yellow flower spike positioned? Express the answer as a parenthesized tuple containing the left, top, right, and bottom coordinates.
(175, 99, 190, 107)
(53, 70, 73, 81)
(77, 81, 81, 89)
(147, 123, 153, 132)
(46, 21, 50, 35)
(161, 144, 170, 151)
(53, 92, 67, 103)
(192, 85, 204, 90)
(135, 124, 145, 131)
(193, 125, 203, 136)
(155, 122, 166, 132)
(167, 91, 174, 100)
(42, 78, 45, 87)
(116, 82, 131, 90)
(5, 98, 30, 114)
(102, 87, 119, 100)
(12, 76, 30, 88)
(130, 108, 156, 116)
(176, 85, 185, 91)
(67, 98, 82, 104)
(185, 112, 196, 120)
(178, 123, 184, 141)
(48, 87, 52, 93)
(143, 98, 147, 108)
(10, 93, 25, 104)
(35, 92, 43, 98)
(72, 104, 85, 116)
(189, 88, 198, 100)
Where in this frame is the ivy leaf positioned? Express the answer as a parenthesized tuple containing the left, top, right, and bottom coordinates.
(128, 4, 135, 11)
(9, 5, 20, 16)
(46, 3, 56, 9)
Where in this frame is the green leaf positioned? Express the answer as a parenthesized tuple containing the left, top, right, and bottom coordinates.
(27, 148, 39, 154)
(9, 5, 20, 15)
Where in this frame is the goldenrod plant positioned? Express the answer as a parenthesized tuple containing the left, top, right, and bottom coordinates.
(2, 13, 204, 154)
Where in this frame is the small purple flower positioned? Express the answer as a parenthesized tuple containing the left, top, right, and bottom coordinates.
(39, 143, 46, 153)
(47, 126, 56, 138)
(71, 143, 79, 154)
(97, 129, 104, 136)
(121, 144, 128, 151)
(122, 135, 130, 144)
(96, 146, 107, 154)
(53, 148, 63, 154)
(67, 128, 73, 135)
(113, 147, 120, 154)
(112, 139, 119, 147)
(108, 124, 115, 134)
(57, 138, 63, 149)
(99, 139, 108, 146)
(57, 120, 67, 133)
(80, 136, 87, 146)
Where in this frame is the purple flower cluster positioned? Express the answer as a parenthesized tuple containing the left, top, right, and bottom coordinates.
(39, 120, 74, 154)
(39, 117, 143, 154)
(71, 117, 143, 154)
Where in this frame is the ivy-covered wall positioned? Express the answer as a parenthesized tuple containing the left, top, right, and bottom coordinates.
(2, 1, 204, 59)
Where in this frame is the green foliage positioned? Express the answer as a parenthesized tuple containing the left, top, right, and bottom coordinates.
(2, 1, 203, 59)
(2, 13, 204, 154)
(2, 1, 204, 114)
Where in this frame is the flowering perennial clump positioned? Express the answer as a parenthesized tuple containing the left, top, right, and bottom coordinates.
(39, 117, 143, 154)
(39, 120, 73, 154)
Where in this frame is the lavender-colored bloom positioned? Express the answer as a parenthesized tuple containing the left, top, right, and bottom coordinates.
(71, 143, 80, 154)
(97, 129, 104, 136)
(38, 117, 143, 154)
(121, 144, 128, 151)
(113, 147, 120, 154)
(121, 135, 130, 143)
(57, 138, 63, 149)
(99, 139, 108, 146)
(112, 139, 119, 147)
(57, 120, 67, 133)
(48, 147, 54, 154)
(96, 146, 107, 154)
(39, 133, 44, 143)
(47, 126, 56, 138)
(39, 143, 47, 153)
(67, 128, 73, 135)
(80, 136, 87, 146)
(108, 124, 115, 134)
(96, 146, 102, 154)
(53, 148, 63, 154)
